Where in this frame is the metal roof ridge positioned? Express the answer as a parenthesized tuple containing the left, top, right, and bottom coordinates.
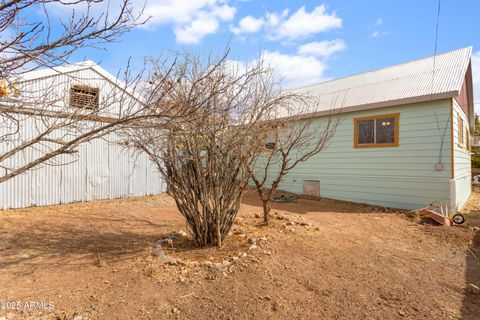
(291, 46, 472, 91)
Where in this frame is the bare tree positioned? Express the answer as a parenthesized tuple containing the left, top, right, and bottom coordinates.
(0, 0, 166, 183)
(0, 0, 146, 77)
(249, 100, 340, 224)
(125, 53, 299, 247)
(0, 55, 197, 183)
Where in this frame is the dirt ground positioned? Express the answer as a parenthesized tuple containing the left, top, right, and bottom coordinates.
(0, 189, 479, 320)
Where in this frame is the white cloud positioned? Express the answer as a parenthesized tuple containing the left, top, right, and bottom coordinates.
(174, 12, 221, 44)
(231, 16, 264, 34)
(369, 18, 389, 39)
(374, 18, 383, 26)
(265, 9, 289, 27)
(229, 51, 328, 88)
(275, 5, 342, 40)
(231, 5, 341, 41)
(370, 30, 389, 38)
(297, 39, 346, 57)
(472, 51, 480, 113)
(261, 51, 327, 88)
(145, 1, 236, 44)
(143, 1, 234, 26)
(227, 37, 346, 89)
(257, 39, 347, 88)
(48, 0, 236, 45)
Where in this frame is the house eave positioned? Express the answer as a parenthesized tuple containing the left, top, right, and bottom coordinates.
(282, 91, 458, 122)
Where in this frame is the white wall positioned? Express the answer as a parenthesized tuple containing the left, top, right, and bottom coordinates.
(14, 66, 140, 117)
(0, 68, 165, 209)
(0, 127, 165, 209)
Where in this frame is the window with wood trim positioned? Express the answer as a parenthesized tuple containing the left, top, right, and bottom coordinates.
(354, 113, 399, 148)
(458, 114, 464, 147)
(70, 84, 99, 110)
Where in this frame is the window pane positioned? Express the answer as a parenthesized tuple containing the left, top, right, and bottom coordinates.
(358, 120, 374, 144)
(376, 117, 395, 144)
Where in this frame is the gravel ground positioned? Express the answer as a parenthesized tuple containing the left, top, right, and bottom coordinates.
(0, 190, 479, 319)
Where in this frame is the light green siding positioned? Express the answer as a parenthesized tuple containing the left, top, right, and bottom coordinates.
(255, 99, 455, 210)
(452, 99, 472, 209)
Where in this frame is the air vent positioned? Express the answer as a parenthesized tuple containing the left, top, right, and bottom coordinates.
(70, 84, 99, 110)
(303, 180, 320, 197)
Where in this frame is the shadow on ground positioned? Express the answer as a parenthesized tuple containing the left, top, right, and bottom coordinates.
(241, 189, 401, 215)
(0, 214, 181, 272)
(0, 192, 404, 273)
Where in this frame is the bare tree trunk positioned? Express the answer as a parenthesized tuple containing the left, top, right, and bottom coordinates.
(249, 98, 340, 226)
(125, 51, 303, 246)
(216, 221, 222, 247)
(262, 199, 270, 224)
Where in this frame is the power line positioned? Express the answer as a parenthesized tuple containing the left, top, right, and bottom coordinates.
(433, 0, 442, 63)
(430, 0, 441, 95)
(431, 0, 447, 165)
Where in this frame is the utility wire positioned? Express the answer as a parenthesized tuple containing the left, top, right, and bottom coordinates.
(431, 0, 448, 165)
(432, 0, 442, 75)
(430, 0, 441, 99)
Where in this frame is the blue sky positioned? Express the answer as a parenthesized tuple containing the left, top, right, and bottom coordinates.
(45, 0, 480, 108)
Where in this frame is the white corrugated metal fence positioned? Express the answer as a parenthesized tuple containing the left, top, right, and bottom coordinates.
(0, 130, 165, 209)
(0, 64, 165, 209)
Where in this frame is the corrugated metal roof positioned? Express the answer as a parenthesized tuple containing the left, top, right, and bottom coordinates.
(293, 46, 472, 114)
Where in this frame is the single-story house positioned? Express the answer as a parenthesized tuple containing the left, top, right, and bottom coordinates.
(1, 47, 474, 212)
(265, 47, 474, 212)
(0, 61, 165, 209)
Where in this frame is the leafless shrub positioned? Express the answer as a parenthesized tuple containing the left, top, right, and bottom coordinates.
(125, 52, 303, 247)
(249, 97, 341, 224)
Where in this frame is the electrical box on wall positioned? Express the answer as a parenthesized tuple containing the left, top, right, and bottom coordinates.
(435, 163, 444, 171)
